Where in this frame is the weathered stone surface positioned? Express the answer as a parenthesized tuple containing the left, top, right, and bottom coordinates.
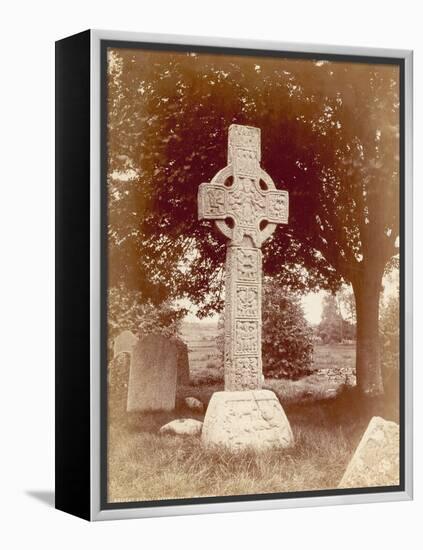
(184, 397, 204, 412)
(127, 334, 177, 413)
(339, 416, 400, 488)
(113, 330, 138, 358)
(173, 337, 190, 385)
(160, 419, 203, 436)
(198, 124, 289, 391)
(201, 390, 294, 451)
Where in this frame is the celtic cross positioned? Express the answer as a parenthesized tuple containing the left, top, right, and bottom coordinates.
(198, 124, 289, 391)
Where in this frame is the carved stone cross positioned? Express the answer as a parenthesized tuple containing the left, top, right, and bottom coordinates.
(198, 124, 289, 391)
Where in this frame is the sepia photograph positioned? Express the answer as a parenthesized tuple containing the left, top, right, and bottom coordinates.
(103, 42, 403, 506)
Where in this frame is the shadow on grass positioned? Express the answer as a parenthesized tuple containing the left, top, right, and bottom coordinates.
(279, 384, 400, 447)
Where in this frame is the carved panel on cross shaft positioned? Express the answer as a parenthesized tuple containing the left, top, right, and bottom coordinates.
(234, 357, 259, 390)
(224, 257, 233, 361)
(235, 320, 259, 355)
(236, 249, 259, 282)
(236, 286, 258, 318)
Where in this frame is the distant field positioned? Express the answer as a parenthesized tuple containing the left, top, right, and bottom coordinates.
(179, 321, 222, 385)
(179, 320, 356, 386)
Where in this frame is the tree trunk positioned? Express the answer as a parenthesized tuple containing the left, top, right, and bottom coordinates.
(352, 270, 384, 396)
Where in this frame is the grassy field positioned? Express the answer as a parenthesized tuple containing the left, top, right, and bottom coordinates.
(107, 333, 398, 503)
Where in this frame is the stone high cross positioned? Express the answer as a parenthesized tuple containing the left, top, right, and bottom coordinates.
(198, 124, 289, 391)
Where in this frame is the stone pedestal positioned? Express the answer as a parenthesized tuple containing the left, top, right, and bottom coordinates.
(201, 390, 294, 451)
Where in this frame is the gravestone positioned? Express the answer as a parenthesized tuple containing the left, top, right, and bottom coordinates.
(113, 329, 138, 358)
(339, 416, 400, 488)
(127, 333, 178, 412)
(198, 124, 294, 450)
(115, 331, 189, 386)
(173, 337, 190, 385)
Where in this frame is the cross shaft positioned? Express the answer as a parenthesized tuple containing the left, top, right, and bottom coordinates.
(198, 124, 289, 391)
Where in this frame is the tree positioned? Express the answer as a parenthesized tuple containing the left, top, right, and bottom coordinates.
(108, 286, 185, 346)
(262, 280, 314, 379)
(317, 293, 355, 343)
(317, 294, 343, 344)
(107, 49, 400, 396)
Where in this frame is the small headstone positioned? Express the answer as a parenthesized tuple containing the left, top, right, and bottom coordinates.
(339, 416, 400, 488)
(113, 330, 138, 358)
(184, 397, 204, 413)
(160, 419, 203, 436)
(173, 337, 190, 385)
(202, 390, 294, 451)
(127, 334, 178, 412)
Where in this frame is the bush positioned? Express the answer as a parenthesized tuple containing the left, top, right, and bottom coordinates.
(262, 280, 314, 379)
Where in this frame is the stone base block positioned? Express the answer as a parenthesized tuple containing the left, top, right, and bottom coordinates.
(201, 390, 294, 451)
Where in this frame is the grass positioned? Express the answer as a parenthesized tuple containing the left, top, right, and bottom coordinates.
(107, 336, 398, 503)
(108, 405, 349, 503)
(107, 380, 398, 503)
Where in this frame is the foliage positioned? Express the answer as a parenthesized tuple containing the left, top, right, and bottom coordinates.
(107, 50, 399, 308)
(317, 293, 355, 343)
(107, 286, 186, 344)
(337, 286, 356, 325)
(379, 292, 400, 373)
(261, 280, 314, 379)
(107, 48, 399, 394)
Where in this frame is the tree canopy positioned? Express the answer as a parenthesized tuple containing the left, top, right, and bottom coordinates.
(106, 47, 400, 395)
(107, 48, 399, 314)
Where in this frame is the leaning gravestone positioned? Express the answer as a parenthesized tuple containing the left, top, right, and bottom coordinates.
(197, 124, 294, 451)
(113, 329, 138, 358)
(339, 416, 400, 488)
(127, 334, 178, 412)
